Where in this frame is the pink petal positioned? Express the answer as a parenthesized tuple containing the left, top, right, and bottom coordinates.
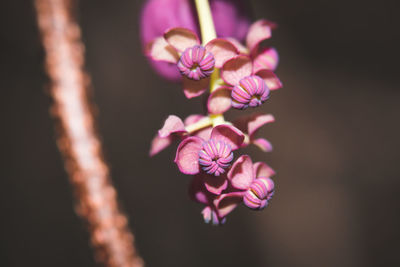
(210, 124, 245, 150)
(253, 47, 279, 73)
(183, 77, 209, 99)
(193, 127, 212, 141)
(255, 69, 283, 91)
(149, 135, 172, 157)
(252, 138, 273, 152)
(158, 115, 186, 138)
(226, 37, 248, 54)
(207, 86, 232, 115)
(164, 27, 200, 52)
(214, 192, 243, 218)
(202, 206, 225, 225)
(146, 37, 180, 63)
(246, 19, 274, 53)
(202, 173, 228, 195)
(184, 114, 206, 126)
(221, 55, 252, 85)
(174, 136, 203, 175)
(254, 162, 276, 178)
(205, 38, 239, 68)
(227, 155, 255, 190)
(188, 175, 210, 205)
(233, 113, 275, 138)
(247, 114, 275, 137)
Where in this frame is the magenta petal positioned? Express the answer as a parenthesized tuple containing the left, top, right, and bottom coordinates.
(255, 69, 282, 91)
(193, 126, 212, 141)
(174, 136, 203, 175)
(233, 113, 274, 138)
(247, 114, 275, 137)
(205, 38, 239, 68)
(184, 114, 206, 126)
(221, 55, 252, 85)
(227, 155, 255, 190)
(164, 27, 200, 52)
(207, 86, 232, 115)
(210, 124, 245, 150)
(254, 162, 276, 178)
(158, 115, 186, 138)
(183, 77, 209, 98)
(246, 19, 274, 53)
(146, 37, 180, 63)
(188, 175, 210, 205)
(214, 192, 243, 218)
(202, 206, 225, 225)
(202, 173, 228, 195)
(252, 138, 273, 152)
(226, 37, 248, 54)
(149, 135, 172, 157)
(253, 47, 279, 73)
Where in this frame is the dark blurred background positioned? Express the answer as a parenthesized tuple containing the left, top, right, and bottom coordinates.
(1, 0, 399, 266)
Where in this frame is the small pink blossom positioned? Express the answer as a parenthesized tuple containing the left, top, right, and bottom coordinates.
(174, 124, 245, 175)
(228, 19, 280, 73)
(211, 155, 275, 217)
(147, 27, 239, 98)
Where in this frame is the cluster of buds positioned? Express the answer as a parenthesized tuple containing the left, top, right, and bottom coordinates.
(142, 0, 282, 225)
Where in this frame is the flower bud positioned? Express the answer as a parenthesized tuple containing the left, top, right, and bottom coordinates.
(243, 177, 274, 210)
(177, 45, 215, 80)
(231, 75, 269, 110)
(198, 139, 233, 176)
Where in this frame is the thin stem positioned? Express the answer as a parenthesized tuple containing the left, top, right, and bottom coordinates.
(34, 0, 143, 266)
(194, 0, 217, 45)
(194, 0, 226, 125)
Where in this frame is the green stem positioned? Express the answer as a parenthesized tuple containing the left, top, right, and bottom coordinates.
(194, 0, 217, 45)
(194, 0, 225, 126)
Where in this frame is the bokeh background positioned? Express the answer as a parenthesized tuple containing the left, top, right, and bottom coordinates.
(1, 0, 399, 266)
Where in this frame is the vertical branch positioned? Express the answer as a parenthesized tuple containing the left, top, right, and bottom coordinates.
(34, 0, 143, 266)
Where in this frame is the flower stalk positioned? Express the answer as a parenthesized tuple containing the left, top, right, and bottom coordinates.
(195, 0, 226, 125)
(146, 0, 282, 224)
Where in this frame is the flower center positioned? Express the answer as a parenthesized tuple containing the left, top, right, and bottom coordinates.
(177, 45, 215, 80)
(198, 139, 233, 176)
(231, 75, 270, 110)
(243, 177, 274, 210)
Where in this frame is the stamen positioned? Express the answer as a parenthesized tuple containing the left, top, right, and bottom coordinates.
(231, 75, 269, 109)
(177, 45, 215, 80)
(198, 139, 233, 176)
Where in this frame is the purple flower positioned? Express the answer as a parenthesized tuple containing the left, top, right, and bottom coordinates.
(174, 124, 244, 175)
(140, 0, 250, 80)
(231, 75, 269, 109)
(177, 45, 215, 80)
(146, 27, 239, 98)
(212, 155, 275, 216)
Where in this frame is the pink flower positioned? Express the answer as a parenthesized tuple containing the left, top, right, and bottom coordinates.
(175, 124, 244, 176)
(146, 27, 239, 98)
(140, 0, 250, 81)
(206, 20, 283, 113)
(229, 19, 280, 73)
(188, 153, 275, 224)
(212, 155, 275, 221)
(188, 174, 230, 225)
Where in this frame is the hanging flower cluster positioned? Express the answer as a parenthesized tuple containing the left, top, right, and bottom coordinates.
(142, 0, 282, 225)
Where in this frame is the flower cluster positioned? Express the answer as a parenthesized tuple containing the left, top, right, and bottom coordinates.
(143, 0, 282, 224)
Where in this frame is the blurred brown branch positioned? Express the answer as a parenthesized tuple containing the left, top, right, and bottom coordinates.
(34, 0, 143, 266)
